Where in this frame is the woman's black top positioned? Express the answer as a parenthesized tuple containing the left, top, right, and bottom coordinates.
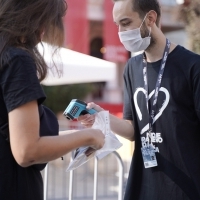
(0, 47, 59, 200)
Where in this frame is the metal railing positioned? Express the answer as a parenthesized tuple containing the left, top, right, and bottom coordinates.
(43, 151, 125, 200)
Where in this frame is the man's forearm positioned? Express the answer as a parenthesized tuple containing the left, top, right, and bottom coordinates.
(109, 114, 135, 141)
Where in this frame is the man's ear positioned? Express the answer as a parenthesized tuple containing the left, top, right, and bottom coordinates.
(146, 10, 157, 27)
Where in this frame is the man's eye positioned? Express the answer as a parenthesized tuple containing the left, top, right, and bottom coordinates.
(122, 22, 131, 26)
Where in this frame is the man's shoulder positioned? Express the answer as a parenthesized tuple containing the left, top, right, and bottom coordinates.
(170, 45, 200, 79)
(174, 45, 200, 61)
(123, 53, 143, 77)
(125, 53, 143, 69)
(129, 53, 143, 63)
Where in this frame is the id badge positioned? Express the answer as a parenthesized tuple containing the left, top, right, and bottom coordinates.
(141, 144, 158, 168)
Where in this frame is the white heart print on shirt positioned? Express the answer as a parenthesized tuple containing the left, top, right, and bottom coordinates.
(134, 87, 170, 135)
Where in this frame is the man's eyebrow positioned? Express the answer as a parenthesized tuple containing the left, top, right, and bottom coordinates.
(115, 18, 130, 24)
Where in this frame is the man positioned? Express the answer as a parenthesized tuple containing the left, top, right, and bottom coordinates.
(79, 0, 200, 199)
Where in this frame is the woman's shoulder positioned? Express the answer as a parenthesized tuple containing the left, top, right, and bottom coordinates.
(1, 46, 37, 82)
(6, 46, 33, 61)
(1, 46, 36, 73)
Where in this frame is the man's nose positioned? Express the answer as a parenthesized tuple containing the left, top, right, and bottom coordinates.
(118, 26, 125, 32)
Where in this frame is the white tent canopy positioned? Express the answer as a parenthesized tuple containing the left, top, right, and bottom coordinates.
(37, 43, 117, 86)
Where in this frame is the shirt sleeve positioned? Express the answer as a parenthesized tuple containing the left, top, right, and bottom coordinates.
(1, 54, 46, 112)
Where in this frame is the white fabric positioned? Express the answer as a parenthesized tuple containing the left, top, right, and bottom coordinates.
(37, 43, 117, 85)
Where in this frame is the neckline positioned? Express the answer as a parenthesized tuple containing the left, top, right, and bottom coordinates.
(146, 45, 180, 65)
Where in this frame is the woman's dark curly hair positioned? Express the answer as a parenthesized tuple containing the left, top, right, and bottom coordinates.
(0, 0, 67, 81)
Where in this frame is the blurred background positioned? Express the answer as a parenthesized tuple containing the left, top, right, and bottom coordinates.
(41, 0, 200, 199)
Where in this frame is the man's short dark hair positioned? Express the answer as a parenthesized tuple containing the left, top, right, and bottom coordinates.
(113, 0, 161, 26)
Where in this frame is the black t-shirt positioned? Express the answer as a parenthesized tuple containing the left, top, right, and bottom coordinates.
(0, 47, 56, 200)
(123, 45, 200, 200)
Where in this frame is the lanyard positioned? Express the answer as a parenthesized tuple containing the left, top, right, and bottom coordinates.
(143, 38, 171, 134)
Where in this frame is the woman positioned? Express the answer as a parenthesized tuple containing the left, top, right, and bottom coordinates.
(0, 0, 105, 199)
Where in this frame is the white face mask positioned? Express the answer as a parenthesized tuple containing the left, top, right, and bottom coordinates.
(118, 15, 151, 52)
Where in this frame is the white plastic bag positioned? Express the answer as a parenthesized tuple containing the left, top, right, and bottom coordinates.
(66, 111, 123, 171)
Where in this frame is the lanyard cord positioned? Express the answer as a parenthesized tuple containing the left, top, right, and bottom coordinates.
(143, 38, 171, 135)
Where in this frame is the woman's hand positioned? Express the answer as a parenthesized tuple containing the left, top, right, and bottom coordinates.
(83, 128, 105, 157)
(87, 128, 105, 150)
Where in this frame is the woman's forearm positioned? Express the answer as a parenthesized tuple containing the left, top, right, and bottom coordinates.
(18, 129, 101, 167)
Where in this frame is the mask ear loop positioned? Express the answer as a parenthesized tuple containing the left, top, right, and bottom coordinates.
(139, 13, 151, 37)
(139, 14, 148, 29)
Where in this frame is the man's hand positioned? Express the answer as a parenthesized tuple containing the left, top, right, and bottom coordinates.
(78, 102, 104, 128)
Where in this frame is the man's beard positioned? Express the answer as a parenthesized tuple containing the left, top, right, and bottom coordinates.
(140, 23, 156, 52)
